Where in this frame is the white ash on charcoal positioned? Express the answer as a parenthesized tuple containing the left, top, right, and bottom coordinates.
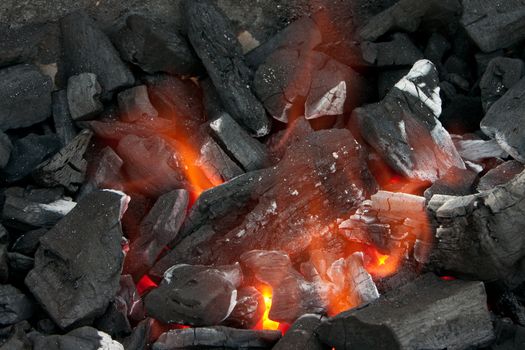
(453, 135, 509, 163)
(480, 57, 524, 112)
(316, 274, 494, 350)
(181, 0, 271, 137)
(144, 264, 242, 326)
(478, 161, 525, 192)
(0, 131, 12, 169)
(111, 14, 201, 76)
(124, 189, 188, 281)
(79, 146, 125, 197)
(352, 59, 465, 182)
(0, 285, 34, 327)
(25, 190, 128, 329)
(222, 287, 265, 329)
(196, 137, 244, 184)
(272, 314, 325, 350)
(152, 326, 281, 350)
(66, 73, 103, 121)
(361, 33, 423, 67)
(117, 85, 158, 123)
(51, 90, 77, 146)
(31, 326, 124, 350)
(423, 166, 478, 200)
(0, 64, 53, 131)
(59, 11, 134, 94)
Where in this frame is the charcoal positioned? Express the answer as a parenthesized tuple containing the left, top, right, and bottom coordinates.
(201, 78, 225, 121)
(25, 190, 128, 329)
(35, 319, 58, 335)
(94, 302, 132, 339)
(0, 64, 52, 131)
(353, 59, 464, 182)
(112, 14, 200, 75)
(32, 326, 124, 350)
(461, 0, 525, 53)
(491, 320, 525, 350)
(121, 193, 153, 243)
(478, 161, 525, 192)
(223, 287, 265, 329)
(424, 32, 451, 64)
(424, 167, 478, 200)
(317, 274, 494, 349)
(197, 137, 244, 184)
(152, 327, 281, 350)
(481, 77, 525, 162)
(145, 263, 241, 326)
(440, 95, 484, 134)
(66, 73, 103, 121)
(116, 135, 187, 197)
(60, 11, 134, 94)
(117, 275, 145, 322)
(0, 225, 8, 244)
(0, 132, 11, 169)
(32, 130, 93, 192)
(124, 189, 188, 280)
(481, 57, 525, 112)
(51, 90, 77, 146)
(11, 229, 47, 256)
(455, 137, 509, 162)
(122, 318, 153, 350)
(0, 245, 8, 283)
(82, 118, 177, 141)
(79, 146, 125, 196)
(273, 314, 325, 350)
(181, 0, 270, 136)
(362, 33, 423, 66)
(0, 285, 34, 327)
(266, 117, 314, 162)
(209, 113, 269, 171)
(422, 170, 525, 287)
(359, 0, 462, 42)
(0, 322, 31, 350)
(377, 68, 410, 98)
(117, 85, 158, 123)
(7, 253, 34, 276)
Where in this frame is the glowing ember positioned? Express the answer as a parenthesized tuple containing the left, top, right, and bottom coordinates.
(136, 275, 158, 295)
(364, 246, 403, 278)
(257, 286, 280, 331)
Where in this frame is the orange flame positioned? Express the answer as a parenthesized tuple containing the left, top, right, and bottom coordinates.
(254, 286, 281, 331)
(364, 246, 403, 278)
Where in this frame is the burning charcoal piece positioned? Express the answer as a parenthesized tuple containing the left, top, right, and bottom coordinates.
(461, 0, 525, 53)
(423, 170, 525, 287)
(32, 327, 124, 350)
(122, 318, 153, 350)
(0, 64, 52, 131)
(66, 73, 103, 121)
(344, 253, 380, 305)
(478, 161, 525, 192)
(31, 130, 93, 192)
(209, 113, 269, 171)
(11, 229, 47, 256)
(481, 77, 525, 162)
(117, 85, 158, 123)
(80, 146, 125, 196)
(223, 287, 265, 329)
(197, 137, 244, 184)
(117, 275, 145, 322)
(0, 131, 12, 169)
(152, 327, 281, 350)
(317, 274, 494, 349)
(266, 117, 314, 162)
(353, 59, 464, 182)
(424, 167, 478, 200)
(358, 0, 462, 42)
(454, 137, 508, 162)
(112, 15, 200, 76)
(480, 57, 524, 112)
(82, 118, 177, 141)
(60, 11, 134, 94)
(273, 314, 325, 350)
(51, 90, 77, 146)
(94, 302, 132, 339)
(25, 190, 128, 329)
(145, 264, 242, 326)
(361, 33, 423, 67)
(124, 189, 188, 280)
(0, 285, 34, 327)
(181, 0, 271, 136)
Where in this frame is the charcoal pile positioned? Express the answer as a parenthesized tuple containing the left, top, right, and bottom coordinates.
(2, 0, 525, 349)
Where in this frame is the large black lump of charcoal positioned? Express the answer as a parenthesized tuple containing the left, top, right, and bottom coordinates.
(480, 57, 524, 112)
(25, 190, 128, 329)
(0, 64, 53, 131)
(0, 285, 34, 327)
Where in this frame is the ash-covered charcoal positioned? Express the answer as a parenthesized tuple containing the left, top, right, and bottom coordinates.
(0, 285, 34, 327)
(80, 146, 125, 196)
(424, 166, 478, 200)
(480, 57, 524, 112)
(144, 264, 242, 326)
(316, 274, 494, 349)
(124, 189, 188, 280)
(116, 135, 188, 197)
(0, 64, 52, 131)
(60, 11, 134, 94)
(51, 90, 77, 146)
(11, 228, 47, 256)
(112, 14, 200, 76)
(273, 314, 325, 350)
(181, 0, 270, 137)
(422, 169, 525, 287)
(343, 253, 380, 305)
(25, 190, 128, 329)
(353, 59, 465, 182)
(478, 161, 525, 192)
(454, 137, 509, 163)
(209, 113, 269, 172)
(223, 287, 265, 329)
(31, 130, 93, 192)
(0, 131, 12, 169)
(358, 0, 462, 42)
(461, 0, 525, 53)
(2, 187, 76, 229)
(117, 85, 158, 123)
(66, 73, 103, 121)
(481, 77, 525, 162)
(196, 137, 244, 184)
(152, 326, 281, 350)
(32, 326, 124, 350)
(361, 33, 423, 67)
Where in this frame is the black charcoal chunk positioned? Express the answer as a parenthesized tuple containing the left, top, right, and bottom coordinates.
(0, 244, 8, 283)
(7, 253, 34, 275)
(152, 327, 281, 350)
(424, 167, 477, 200)
(481, 76, 525, 162)
(79, 146, 125, 197)
(60, 11, 134, 94)
(377, 68, 410, 98)
(51, 90, 77, 146)
(478, 160, 525, 192)
(32, 326, 124, 350)
(362, 33, 423, 66)
(94, 302, 132, 339)
(223, 287, 265, 329)
(273, 314, 325, 350)
(440, 95, 484, 134)
(145, 264, 242, 326)
(117, 85, 158, 123)
(424, 32, 451, 64)
(25, 190, 127, 329)
(0, 64, 52, 131)
(0, 285, 34, 327)
(0, 321, 32, 350)
(122, 318, 153, 350)
(181, 0, 270, 136)
(0, 131, 12, 169)
(461, 0, 525, 53)
(197, 137, 244, 183)
(11, 229, 47, 256)
(201, 78, 225, 121)
(112, 15, 200, 76)
(67, 73, 103, 121)
(480, 57, 525, 112)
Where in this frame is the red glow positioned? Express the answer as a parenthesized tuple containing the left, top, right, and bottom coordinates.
(440, 276, 456, 281)
(364, 246, 403, 278)
(136, 275, 158, 295)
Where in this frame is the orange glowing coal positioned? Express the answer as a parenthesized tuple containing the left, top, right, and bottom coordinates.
(364, 246, 403, 278)
(255, 286, 281, 331)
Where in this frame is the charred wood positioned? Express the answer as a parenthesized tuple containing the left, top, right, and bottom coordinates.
(272, 314, 326, 350)
(0, 131, 12, 169)
(66, 73, 103, 121)
(480, 57, 524, 112)
(117, 85, 158, 123)
(51, 90, 77, 146)
(478, 161, 525, 192)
